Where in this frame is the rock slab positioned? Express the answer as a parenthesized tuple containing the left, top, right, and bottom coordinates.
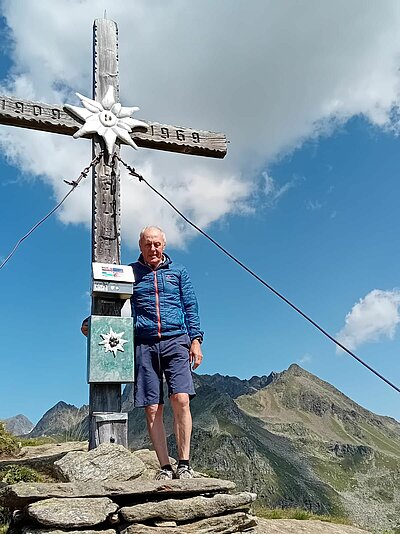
(0, 478, 235, 508)
(23, 530, 116, 534)
(53, 444, 145, 482)
(120, 491, 256, 522)
(27, 497, 118, 528)
(121, 511, 257, 533)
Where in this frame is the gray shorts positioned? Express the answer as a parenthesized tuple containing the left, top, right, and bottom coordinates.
(134, 334, 196, 407)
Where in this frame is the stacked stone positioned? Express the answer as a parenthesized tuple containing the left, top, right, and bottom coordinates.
(0, 445, 257, 534)
(1, 479, 256, 534)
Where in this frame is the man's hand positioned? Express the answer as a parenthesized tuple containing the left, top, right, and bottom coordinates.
(190, 338, 203, 370)
(81, 319, 88, 337)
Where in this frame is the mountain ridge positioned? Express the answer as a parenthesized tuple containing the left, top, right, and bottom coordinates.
(10, 364, 400, 531)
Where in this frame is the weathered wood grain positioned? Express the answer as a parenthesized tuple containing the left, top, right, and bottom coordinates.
(89, 19, 124, 450)
(0, 95, 227, 158)
(93, 412, 128, 448)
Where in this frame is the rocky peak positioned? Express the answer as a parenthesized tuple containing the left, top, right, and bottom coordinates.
(194, 372, 274, 399)
(3, 414, 33, 436)
(29, 402, 88, 438)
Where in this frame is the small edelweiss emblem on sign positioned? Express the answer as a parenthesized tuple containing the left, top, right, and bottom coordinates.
(65, 85, 148, 154)
(99, 327, 128, 357)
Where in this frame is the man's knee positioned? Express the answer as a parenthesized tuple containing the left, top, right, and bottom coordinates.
(170, 393, 190, 411)
(145, 403, 163, 422)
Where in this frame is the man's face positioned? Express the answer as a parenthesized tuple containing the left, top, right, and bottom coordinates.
(139, 229, 166, 268)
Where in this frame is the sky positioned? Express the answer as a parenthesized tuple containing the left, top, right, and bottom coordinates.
(0, 0, 399, 425)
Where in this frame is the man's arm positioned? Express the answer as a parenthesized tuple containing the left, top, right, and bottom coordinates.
(179, 266, 204, 370)
(179, 267, 203, 341)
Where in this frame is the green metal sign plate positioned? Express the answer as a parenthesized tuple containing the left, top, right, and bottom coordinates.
(87, 316, 134, 383)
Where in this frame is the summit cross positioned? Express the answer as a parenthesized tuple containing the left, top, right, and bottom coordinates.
(0, 18, 227, 448)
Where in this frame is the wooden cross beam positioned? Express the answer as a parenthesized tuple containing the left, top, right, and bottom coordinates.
(0, 18, 227, 450)
(0, 98, 227, 159)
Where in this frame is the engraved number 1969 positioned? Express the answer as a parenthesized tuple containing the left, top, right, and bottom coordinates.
(150, 125, 200, 144)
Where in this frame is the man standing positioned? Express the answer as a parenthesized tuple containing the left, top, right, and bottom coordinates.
(131, 226, 203, 479)
(82, 226, 203, 480)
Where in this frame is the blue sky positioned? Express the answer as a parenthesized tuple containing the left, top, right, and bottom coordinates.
(0, 1, 399, 424)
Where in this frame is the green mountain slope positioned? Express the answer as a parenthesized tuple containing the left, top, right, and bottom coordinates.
(26, 364, 399, 531)
(236, 364, 400, 531)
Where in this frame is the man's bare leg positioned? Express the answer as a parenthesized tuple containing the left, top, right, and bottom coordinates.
(145, 404, 170, 467)
(170, 393, 192, 460)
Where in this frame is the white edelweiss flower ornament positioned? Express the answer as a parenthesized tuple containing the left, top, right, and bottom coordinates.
(99, 326, 128, 357)
(65, 85, 148, 154)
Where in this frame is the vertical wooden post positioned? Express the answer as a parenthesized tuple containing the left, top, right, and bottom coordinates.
(89, 18, 125, 450)
(0, 14, 227, 451)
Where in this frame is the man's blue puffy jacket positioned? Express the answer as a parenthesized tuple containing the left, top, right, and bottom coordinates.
(129, 253, 203, 342)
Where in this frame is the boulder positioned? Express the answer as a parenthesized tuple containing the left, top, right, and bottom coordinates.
(26, 497, 118, 528)
(120, 511, 257, 533)
(120, 491, 256, 522)
(53, 444, 145, 482)
(132, 450, 169, 471)
(0, 443, 88, 480)
(131, 450, 176, 481)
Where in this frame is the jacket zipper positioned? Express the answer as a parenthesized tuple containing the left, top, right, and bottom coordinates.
(154, 271, 162, 338)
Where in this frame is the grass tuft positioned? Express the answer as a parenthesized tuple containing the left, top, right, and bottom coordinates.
(18, 436, 57, 447)
(255, 505, 352, 525)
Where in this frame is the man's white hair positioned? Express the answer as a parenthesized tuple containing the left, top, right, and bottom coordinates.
(139, 226, 166, 245)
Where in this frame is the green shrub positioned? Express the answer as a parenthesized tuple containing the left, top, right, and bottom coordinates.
(0, 465, 43, 484)
(0, 423, 20, 457)
(0, 506, 10, 525)
(0, 505, 11, 534)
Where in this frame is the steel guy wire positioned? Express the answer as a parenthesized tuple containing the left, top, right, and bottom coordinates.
(116, 154, 400, 395)
(0, 153, 103, 271)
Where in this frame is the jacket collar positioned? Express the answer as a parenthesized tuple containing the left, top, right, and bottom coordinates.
(138, 252, 171, 271)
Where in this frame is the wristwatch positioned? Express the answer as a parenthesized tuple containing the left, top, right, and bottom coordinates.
(193, 336, 203, 344)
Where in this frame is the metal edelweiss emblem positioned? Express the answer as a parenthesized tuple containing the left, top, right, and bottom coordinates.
(99, 326, 128, 357)
(65, 85, 148, 154)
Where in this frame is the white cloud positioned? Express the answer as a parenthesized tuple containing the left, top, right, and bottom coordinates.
(120, 159, 251, 248)
(336, 289, 400, 352)
(2, 0, 400, 247)
(298, 354, 312, 365)
(262, 171, 296, 206)
(306, 200, 323, 211)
